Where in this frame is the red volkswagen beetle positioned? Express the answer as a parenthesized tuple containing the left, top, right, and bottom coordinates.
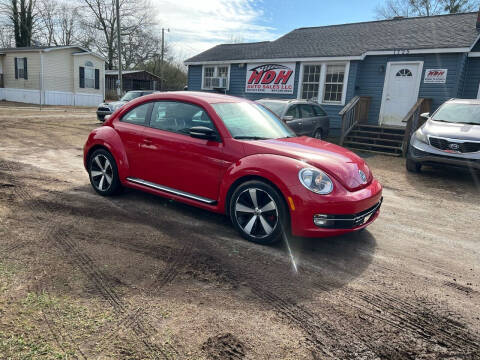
(83, 92, 382, 244)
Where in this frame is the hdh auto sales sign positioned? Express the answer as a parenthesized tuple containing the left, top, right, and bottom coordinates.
(245, 63, 295, 94)
(424, 69, 448, 84)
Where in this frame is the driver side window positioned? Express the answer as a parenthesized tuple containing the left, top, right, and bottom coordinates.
(285, 105, 300, 119)
(150, 101, 215, 135)
(121, 103, 151, 125)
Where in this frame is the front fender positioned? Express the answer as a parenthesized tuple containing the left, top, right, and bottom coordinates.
(83, 126, 129, 180)
(217, 153, 307, 213)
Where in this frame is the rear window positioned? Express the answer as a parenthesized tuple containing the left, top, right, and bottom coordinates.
(257, 101, 286, 117)
(432, 103, 480, 125)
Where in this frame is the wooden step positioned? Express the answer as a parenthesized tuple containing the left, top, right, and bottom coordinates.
(346, 135, 403, 145)
(350, 130, 404, 139)
(344, 141, 403, 156)
(356, 124, 406, 135)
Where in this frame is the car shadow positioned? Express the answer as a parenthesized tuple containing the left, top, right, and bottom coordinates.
(17, 180, 377, 303)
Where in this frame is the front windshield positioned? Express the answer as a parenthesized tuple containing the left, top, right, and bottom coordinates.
(256, 101, 286, 117)
(120, 92, 142, 102)
(212, 102, 296, 139)
(432, 103, 480, 125)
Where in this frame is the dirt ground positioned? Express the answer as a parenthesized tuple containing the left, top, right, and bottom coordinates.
(0, 102, 479, 360)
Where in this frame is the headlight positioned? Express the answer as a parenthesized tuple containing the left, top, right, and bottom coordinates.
(298, 168, 334, 195)
(414, 127, 428, 144)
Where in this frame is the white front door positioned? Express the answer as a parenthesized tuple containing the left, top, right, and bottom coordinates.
(380, 61, 423, 126)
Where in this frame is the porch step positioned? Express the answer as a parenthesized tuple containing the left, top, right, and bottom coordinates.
(343, 124, 406, 156)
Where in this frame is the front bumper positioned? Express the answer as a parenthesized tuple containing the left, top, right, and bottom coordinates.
(96, 110, 112, 121)
(409, 138, 480, 170)
(288, 179, 383, 238)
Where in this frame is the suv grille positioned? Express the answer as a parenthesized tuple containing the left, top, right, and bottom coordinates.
(429, 137, 480, 153)
(98, 107, 111, 112)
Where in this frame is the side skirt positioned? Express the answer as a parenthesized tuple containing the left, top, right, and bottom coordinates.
(126, 177, 217, 205)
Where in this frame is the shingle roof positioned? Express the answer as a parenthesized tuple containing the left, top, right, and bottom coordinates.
(185, 12, 480, 63)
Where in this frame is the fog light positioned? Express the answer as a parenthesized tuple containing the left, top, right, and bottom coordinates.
(314, 214, 331, 227)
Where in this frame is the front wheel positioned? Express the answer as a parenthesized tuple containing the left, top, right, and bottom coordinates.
(88, 149, 122, 196)
(406, 158, 422, 173)
(229, 180, 288, 245)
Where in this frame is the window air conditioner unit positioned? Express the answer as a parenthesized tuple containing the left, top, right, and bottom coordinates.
(211, 77, 228, 89)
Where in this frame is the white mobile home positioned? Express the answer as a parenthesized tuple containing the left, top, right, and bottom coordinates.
(0, 45, 105, 106)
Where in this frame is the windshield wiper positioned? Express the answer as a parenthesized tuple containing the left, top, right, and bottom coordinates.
(456, 122, 480, 125)
(233, 136, 270, 140)
(432, 119, 449, 123)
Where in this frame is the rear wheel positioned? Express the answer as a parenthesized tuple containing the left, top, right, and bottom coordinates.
(88, 149, 122, 196)
(406, 158, 422, 173)
(229, 180, 287, 245)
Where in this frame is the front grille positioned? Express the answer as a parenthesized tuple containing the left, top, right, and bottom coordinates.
(98, 107, 111, 112)
(315, 198, 382, 229)
(429, 137, 480, 153)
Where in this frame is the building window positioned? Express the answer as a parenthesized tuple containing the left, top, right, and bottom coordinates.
(202, 65, 229, 90)
(323, 65, 345, 103)
(15, 57, 27, 79)
(85, 61, 95, 88)
(299, 63, 347, 104)
(396, 68, 412, 77)
(301, 65, 321, 100)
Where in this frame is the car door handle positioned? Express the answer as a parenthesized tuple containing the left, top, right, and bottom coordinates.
(143, 138, 153, 145)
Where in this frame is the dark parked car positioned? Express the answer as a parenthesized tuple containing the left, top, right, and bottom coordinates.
(96, 90, 156, 121)
(256, 99, 330, 139)
(407, 99, 480, 172)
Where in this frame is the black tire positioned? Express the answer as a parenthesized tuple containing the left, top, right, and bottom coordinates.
(313, 129, 322, 140)
(406, 158, 422, 173)
(229, 180, 288, 245)
(88, 148, 122, 196)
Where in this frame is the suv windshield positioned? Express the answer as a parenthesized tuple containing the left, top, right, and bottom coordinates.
(121, 92, 145, 102)
(256, 101, 286, 117)
(432, 103, 480, 125)
(212, 102, 295, 140)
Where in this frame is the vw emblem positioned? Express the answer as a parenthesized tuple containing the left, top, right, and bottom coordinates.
(449, 143, 460, 151)
(359, 170, 367, 183)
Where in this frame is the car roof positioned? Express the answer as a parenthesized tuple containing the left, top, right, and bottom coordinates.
(257, 98, 319, 104)
(446, 98, 480, 105)
(141, 91, 247, 104)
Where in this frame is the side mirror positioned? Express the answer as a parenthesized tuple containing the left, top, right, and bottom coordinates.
(189, 126, 218, 141)
(282, 115, 294, 122)
(420, 112, 430, 120)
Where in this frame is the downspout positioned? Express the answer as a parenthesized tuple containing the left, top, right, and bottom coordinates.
(40, 50, 44, 109)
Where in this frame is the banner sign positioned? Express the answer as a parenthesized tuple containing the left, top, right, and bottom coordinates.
(424, 69, 448, 84)
(245, 63, 295, 94)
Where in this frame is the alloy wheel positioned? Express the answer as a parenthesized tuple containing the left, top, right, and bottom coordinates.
(90, 154, 113, 191)
(234, 188, 278, 239)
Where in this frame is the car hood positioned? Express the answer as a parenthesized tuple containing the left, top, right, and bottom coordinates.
(424, 120, 480, 141)
(103, 101, 126, 110)
(242, 137, 372, 191)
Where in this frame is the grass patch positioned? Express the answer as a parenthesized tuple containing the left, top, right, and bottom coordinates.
(0, 331, 66, 360)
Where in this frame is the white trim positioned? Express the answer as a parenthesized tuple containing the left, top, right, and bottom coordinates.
(468, 52, 480, 57)
(477, 82, 480, 100)
(40, 52, 44, 105)
(185, 47, 472, 65)
(297, 61, 350, 106)
(468, 33, 480, 51)
(201, 64, 231, 91)
(379, 61, 424, 126)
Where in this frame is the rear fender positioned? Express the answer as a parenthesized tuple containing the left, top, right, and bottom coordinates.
(83, 126, 129, 180)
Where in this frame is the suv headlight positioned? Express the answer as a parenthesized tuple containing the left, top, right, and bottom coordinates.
(299, 168, 334, 195)
(414, 127, 428, 144)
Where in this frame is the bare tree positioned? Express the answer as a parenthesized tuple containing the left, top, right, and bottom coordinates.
(1, 0, 35, 46)
(80, 0, 155, 69)
(35, 0, 80, 46)
(375, 0, 479, 18)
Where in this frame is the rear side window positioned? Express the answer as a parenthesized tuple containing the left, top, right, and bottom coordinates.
(257, 101, 286, 117)
(285, 105, 300, 118)
(313, 105, 327, 116)
(299, 104, 315, 118)
(150, 101, 216, 135)
(121, 103, 151, 125)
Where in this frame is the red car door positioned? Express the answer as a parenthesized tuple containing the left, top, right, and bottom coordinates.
(137, 100, 227, 202)
(112, 102, 152, 178)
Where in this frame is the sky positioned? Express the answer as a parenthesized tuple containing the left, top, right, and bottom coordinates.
(153, 0, 384, 62)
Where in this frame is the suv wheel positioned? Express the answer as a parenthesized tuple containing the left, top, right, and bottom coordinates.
(313, 129, 322, 140)
(229, 180, 287, 245)
(406, 158, 422, 173)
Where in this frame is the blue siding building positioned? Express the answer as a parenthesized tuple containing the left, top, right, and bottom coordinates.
(185, 12, 480, 136)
